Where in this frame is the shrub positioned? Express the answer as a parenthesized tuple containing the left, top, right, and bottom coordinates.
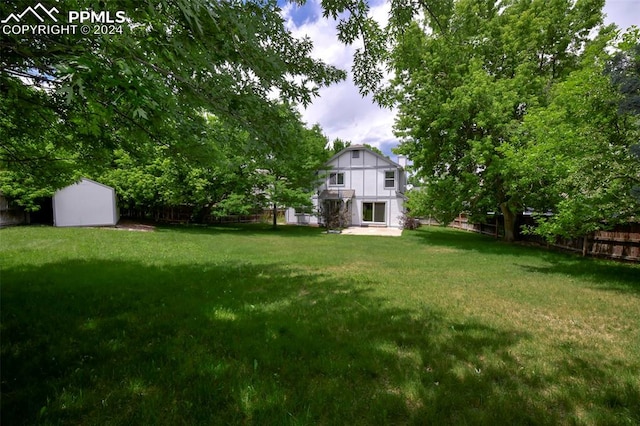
(400, 214, 421, 230)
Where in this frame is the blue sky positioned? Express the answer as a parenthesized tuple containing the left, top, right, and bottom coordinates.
(279, 1, 319, 25)
(279, 0, 640, 158)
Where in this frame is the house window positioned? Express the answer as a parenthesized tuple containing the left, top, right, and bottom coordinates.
(352, 150, 360, 159)
(363, 202, 385, 223)
(384, 171, 395, 188)
(329, 172, 344, 185)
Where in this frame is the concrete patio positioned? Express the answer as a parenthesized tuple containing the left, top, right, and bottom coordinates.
(339, 226, 403, 237)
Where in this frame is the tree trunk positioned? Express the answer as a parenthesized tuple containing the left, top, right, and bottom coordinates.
(500, 202, 516, 242)
(272, 202, 277, 228)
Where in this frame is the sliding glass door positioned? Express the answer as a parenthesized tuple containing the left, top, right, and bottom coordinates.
(362, 202, 385, 223)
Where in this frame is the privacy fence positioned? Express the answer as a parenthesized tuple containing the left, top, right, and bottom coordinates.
(423, 214, 640, 262)
(0, 195, 29, 227)
(120, 207, 285, 225)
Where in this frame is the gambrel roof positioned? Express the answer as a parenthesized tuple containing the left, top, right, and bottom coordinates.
(325, 145, 405, 170)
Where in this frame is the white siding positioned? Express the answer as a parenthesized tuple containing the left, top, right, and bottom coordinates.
(286, 147, 407, 228)
(362, 150, 378, 167)
(285, 207, 319, 226)
(53, 178, 119, 227)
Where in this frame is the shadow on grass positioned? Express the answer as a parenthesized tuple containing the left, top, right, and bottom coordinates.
(2, 258, 638, 424)
(409, 226, 640, 294)
(518, 259, 640, 295)
(406, 225, 533, 256)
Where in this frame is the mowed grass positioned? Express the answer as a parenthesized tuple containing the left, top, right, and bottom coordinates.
(1, 224, 639, 425)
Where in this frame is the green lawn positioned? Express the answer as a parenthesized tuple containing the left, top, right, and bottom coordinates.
(1, 224, 639, 425)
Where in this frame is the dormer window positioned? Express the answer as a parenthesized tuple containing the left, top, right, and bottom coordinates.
(352, 150, 360, 159)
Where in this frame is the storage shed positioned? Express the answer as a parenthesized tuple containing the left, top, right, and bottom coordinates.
(53, 178, 119, 227)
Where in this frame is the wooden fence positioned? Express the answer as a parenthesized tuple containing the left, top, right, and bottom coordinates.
(120, 207, 284, 225)
(423, 214, 640, 262)
(590, 228, 640, 261)
(0, 195, 29, 227)
(518, 220, 640, 262)
(449, 215, 503, 238)
(423, 215, 504, 238)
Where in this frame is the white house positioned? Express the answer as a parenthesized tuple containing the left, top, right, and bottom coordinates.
(286, 145, 407, 228)
(53, 178, 119, 227)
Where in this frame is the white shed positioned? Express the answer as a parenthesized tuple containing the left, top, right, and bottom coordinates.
(53, 178, 119, 227)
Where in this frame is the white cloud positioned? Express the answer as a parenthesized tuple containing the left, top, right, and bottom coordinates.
(282, 0, 398, 155)
(282, 0, 638, 156)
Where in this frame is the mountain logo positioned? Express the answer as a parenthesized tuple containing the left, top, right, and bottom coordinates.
(1, 3, 59, 24)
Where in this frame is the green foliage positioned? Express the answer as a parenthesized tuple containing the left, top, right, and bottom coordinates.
(607, 29, 640, 117)
(511, 33, 640, 240)
(1, 0, 345, 207)
(98, 116, 252, 216)
(328, 139, 385, 157)
(390, 0, 621, 241)
(405, 182, 464, 226)
(97, 110, 328, 220)
(99, 149, 219, 212)
(363, 143, 385, 157)
(257, 110, 330, 226)
(329, 138, 351, 155)
(0, 80, 79, 210)
(606, 32, 640, 201)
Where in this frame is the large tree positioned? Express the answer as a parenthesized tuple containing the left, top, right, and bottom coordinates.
(607, 32, 640, 202)
(257, 110, 330, 228)
(98, 116, 263, 219)
(97, 109, 330, 224)
(390, 0, 606, 241)
(507, 33, 640, 240)
(0, 0, 345, 207)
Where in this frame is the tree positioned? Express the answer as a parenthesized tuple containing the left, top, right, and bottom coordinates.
(607, 31, 640, 117)
(404, 180, 465, 226)
(98, 130, 260, 220)
(390, 0, 606, 241)
(507, 32, 640, 240)
(322, 0, 636, 240)
(256, 109, 330, 228)
(606, 31, 640, 201)
(0, 81, 79, 210)
(1, 0, 345, 205)
(98, 111, 328, 223)
(329, 138, 351, 155)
